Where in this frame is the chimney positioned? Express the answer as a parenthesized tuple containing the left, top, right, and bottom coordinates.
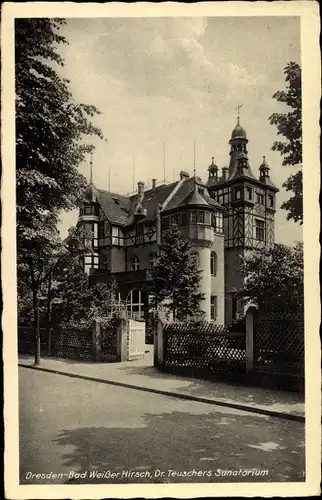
(180, 170, 189, 180)
(137, 181, 144, 203)
(222, 167, 229, 181)
(152, 178, 157, 189)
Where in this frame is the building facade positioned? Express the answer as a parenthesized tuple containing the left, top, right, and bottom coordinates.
(78, 119, 278, 325)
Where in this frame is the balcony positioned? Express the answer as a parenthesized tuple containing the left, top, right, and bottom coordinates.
(89, 268, 152, 286)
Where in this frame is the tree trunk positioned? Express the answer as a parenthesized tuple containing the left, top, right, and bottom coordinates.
(32, 287, 41, 365)
(46, 273, 52, 356)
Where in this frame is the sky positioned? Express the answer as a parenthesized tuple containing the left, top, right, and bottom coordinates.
(57, 16, 302, 245)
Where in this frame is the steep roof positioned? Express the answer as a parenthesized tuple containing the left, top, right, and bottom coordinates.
(96, 181, 179, 226)
(163, 177, 224, 212)
(179, 183, 210, 208)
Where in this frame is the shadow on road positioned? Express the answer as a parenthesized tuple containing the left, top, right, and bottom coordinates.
(31, 410, 306, 485)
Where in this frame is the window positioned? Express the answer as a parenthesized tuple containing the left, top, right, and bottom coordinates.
(255, 219, 265, 241)
(210, 251, 217, 276)
(135, 224, 144, 244)
(93, 222, 98, 249)
(235, 189, 241, 200)
(171, 214, 181, 227)
(247, 187, 252, 200)
(83, 253, 99, 274)
(84, 205, 93, 215)
(113, 198, 120, 205)
(103, 256, 109, 270)
(112, 226, 123, 246)
(126, 289, 144, 320)
(256, 193, 264, 205)
(212, 212, 223, 233)
(98, 222, 105, 238)
(211, 296, 217, 321)
(268, 195, 274, 207)
(197, 211, 205, 223)
(189, 211, 197, 223)
(84, 222, 93, 235)
(131, 255, 140, 271)
(149, 253, 157, 269)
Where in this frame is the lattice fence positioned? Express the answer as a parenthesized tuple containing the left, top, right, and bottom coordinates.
(52, 327, 93, 360)
(254, 310, 304, 376)
(163, 322, 246, 373)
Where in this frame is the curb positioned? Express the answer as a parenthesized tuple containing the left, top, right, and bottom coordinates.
(18, 363, 305, 423)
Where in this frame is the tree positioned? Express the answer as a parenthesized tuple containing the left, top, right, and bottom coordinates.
(18, 224, 92, 363)
(16, 19, 104, 363)
(241, 242, 304, 312)
(16, 18, 104, 245)
(150, 227, 205, 321)
(269, 61, 302, 224)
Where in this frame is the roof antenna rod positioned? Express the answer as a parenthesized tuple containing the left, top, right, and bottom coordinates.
(193, 140, 196, 178)
(90, 150, 93, 184)
(108, 165, 111, 192)
(132, 156, 135, 194)
(163, 140, 166, 185)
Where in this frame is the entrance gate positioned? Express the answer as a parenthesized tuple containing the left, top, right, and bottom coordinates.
(128, 319, 145, 360)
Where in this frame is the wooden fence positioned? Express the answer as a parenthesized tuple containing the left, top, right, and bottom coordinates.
(18, 316, 146, 363)
(154, 306, 304, 392)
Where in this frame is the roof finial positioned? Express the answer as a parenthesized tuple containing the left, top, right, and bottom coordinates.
(212, 156, 214, 165)
(236, 102, 243, 124)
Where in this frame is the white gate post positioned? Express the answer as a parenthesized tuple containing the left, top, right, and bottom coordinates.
(117, 316, 128, 361)
(245, 305, 257, 373)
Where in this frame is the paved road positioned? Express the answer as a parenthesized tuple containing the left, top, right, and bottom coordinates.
(19, 367, 305, 485)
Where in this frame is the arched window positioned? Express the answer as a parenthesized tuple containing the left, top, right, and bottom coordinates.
(210, 251, 217, 276)
(126, 289, 144, 320)
(131, 255, 140, 271)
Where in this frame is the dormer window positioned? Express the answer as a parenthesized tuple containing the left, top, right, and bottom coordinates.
(235, 189, 241, 200)
(113, 198, 120, 205)
(256, 193, 264, 205)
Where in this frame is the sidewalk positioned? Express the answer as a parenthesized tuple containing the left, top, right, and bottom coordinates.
(18, 346, 305, 422)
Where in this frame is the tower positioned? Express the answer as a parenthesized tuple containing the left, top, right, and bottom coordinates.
(161, 178, 225, 322)
(79, 184, 100, 275)
(207, 119, 279, 324)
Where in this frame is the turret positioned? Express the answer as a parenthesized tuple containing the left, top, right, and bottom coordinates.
(259, 156, 277, 188)
(206, 157, 219, 187)
(228, 118, 248, 177)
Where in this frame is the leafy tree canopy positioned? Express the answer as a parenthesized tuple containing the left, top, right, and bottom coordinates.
(15, 18, 104, 246)
(150, 227, 205, 321)
(269, 61, 303, 224)
(241, 242, 304, 312)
